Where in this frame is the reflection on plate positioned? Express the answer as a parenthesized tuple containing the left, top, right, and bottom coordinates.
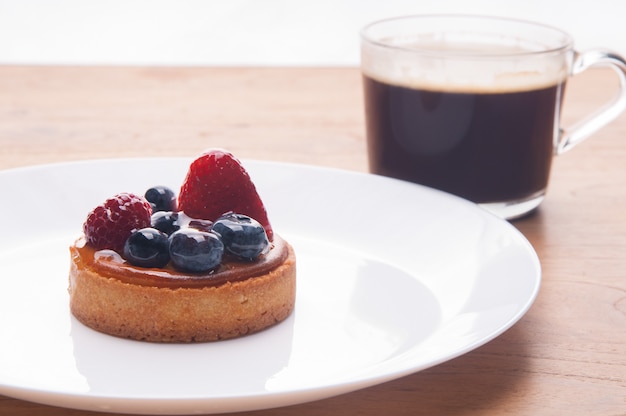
(0, 158, 540, 415)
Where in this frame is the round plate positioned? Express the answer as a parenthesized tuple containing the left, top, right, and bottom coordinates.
(0, 158, 540, 414)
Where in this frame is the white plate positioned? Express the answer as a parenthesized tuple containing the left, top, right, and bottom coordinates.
(0, 158, 541, 415)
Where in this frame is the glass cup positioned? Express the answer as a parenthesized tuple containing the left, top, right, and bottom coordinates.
(361, 15, 626, 219)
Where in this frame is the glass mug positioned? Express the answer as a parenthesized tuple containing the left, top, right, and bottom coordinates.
(361, 15, 626, 219)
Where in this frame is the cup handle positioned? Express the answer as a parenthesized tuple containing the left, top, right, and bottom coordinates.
(557, 49, 626, 154)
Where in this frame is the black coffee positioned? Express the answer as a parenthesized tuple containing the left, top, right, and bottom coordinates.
(363, 75, 564, 203)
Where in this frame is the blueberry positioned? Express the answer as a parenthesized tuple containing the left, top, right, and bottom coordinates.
(151, 211, 180, 235)
(145, 186, 177, 212)
(123, 228, 170, 268)
(188, 219, 213, 232)
(211, 213, 269, 260)
(169, 229, 224, 272)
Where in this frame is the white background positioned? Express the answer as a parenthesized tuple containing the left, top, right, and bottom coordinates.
(0, 0, 624, 66)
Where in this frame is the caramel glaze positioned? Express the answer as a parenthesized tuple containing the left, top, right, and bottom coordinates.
(70, 235, 289, 289)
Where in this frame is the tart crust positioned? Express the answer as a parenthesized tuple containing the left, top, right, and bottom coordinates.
(68, 236, 296, 343)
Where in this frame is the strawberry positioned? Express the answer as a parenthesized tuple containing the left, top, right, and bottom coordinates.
(178, 149, 274, 240)
(83, 192, 152, 252)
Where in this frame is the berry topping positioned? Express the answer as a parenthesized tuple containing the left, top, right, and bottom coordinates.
(211, 213, 270, 261)
(188, 219, 214, 232)
(83, 193, 152, 252)
(169, 229, 224, 272)
(150, 211, 181, 235)
(145, 186, 177, 212)
(123, 228, 170, 268)
(178, 149, 274, 240)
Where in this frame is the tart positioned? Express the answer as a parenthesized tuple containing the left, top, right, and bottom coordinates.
(68, 149, 296, 342)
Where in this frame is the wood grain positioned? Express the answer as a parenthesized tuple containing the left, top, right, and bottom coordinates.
(0, 66, 624, 416)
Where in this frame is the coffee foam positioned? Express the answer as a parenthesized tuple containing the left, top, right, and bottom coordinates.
(361, 40, 569, 93)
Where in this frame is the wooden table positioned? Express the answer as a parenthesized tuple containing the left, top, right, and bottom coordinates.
(0, 66, 624, 415)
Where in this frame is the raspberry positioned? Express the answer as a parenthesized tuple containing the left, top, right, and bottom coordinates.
(83, 193, 152, 252)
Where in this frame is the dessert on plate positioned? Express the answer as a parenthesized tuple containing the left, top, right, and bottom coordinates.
(68, 149, 296, 343)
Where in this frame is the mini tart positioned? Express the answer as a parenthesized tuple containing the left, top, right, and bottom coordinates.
(68, 235, 296, 343)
